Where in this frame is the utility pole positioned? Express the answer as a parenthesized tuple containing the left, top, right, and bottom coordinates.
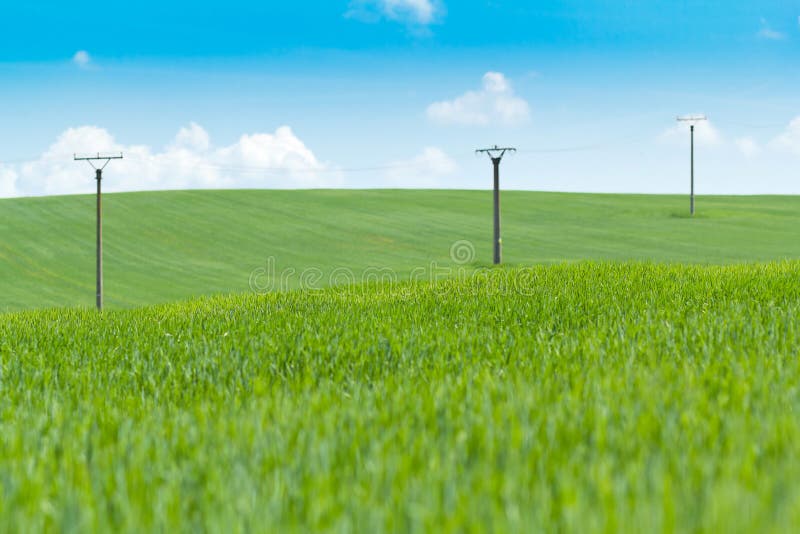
(74, 153, 124, 311)
(476, 145, 516, 265)
(677, 115, 707, 216)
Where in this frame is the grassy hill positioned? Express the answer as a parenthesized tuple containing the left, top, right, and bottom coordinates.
(2, 263, 799, 531)
(2, 190, 800, 311)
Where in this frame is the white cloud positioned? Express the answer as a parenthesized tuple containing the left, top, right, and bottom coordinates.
(660, 118, 722, 147)
(427, 72, 531, 126)
(735, 137, 761, 158)
(72, 50, 91, 69)
(347, 0, 441, 25)
(771, 116, 800, 154)
(3, 124, 340, 198)
(383, 147, 458, 187)
(172, 122, 210, 152)
(0, 166, 18, 197)
(2, 129, 464, 196)
(758, 19, 785, 40)
(214, 128, 330, 187)
(383, 0, 437, 24)
(415, 146, 457, 175)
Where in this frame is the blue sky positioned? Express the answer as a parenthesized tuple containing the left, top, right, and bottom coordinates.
(1, 0, 799, 196)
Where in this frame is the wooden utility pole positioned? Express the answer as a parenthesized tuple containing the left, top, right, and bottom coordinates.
(677, 115, 707, 216)
(476, 146, 516, 265)
(74, 153, 124, 310)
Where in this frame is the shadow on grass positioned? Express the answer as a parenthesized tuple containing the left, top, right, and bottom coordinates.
(669, 211, 711, 219)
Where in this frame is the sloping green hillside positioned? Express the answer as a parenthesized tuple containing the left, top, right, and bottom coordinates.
(1, 190, 799, 311)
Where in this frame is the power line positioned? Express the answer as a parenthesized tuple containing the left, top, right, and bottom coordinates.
(104, 153, 440, 176)
(0, 113, 790, 172)
(0, 154, 76, 165)
(1, 153, 437, 175)
(515, 129, 665, 155)
(712, 119, 788, 130)
(516, 143, 616, 154)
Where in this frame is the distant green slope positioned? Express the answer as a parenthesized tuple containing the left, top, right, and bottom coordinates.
(1, 190, 799, 311)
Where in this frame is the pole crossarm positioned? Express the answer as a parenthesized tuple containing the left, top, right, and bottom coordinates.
(74, 153, 124, 171)
(676, 115, 708, 125)
(476, 145, 517, 160)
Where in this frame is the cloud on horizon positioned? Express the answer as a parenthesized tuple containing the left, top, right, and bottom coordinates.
(0, 167, 16, 197)
(427, 72, 531, 126)
(0, 124, 339, 198)
(771, 116, 800, 154)
(382, 146, 458, 187)
(0, 125, 467, 198)
(735, 137, 761, 158)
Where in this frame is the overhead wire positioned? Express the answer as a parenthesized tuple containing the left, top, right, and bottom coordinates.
(0, 114, 792, 175)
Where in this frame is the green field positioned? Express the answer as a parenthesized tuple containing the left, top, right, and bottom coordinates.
(2, 190, 800, 311)
(3, 191, 800, 531)
(2, 263, 800, 531)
